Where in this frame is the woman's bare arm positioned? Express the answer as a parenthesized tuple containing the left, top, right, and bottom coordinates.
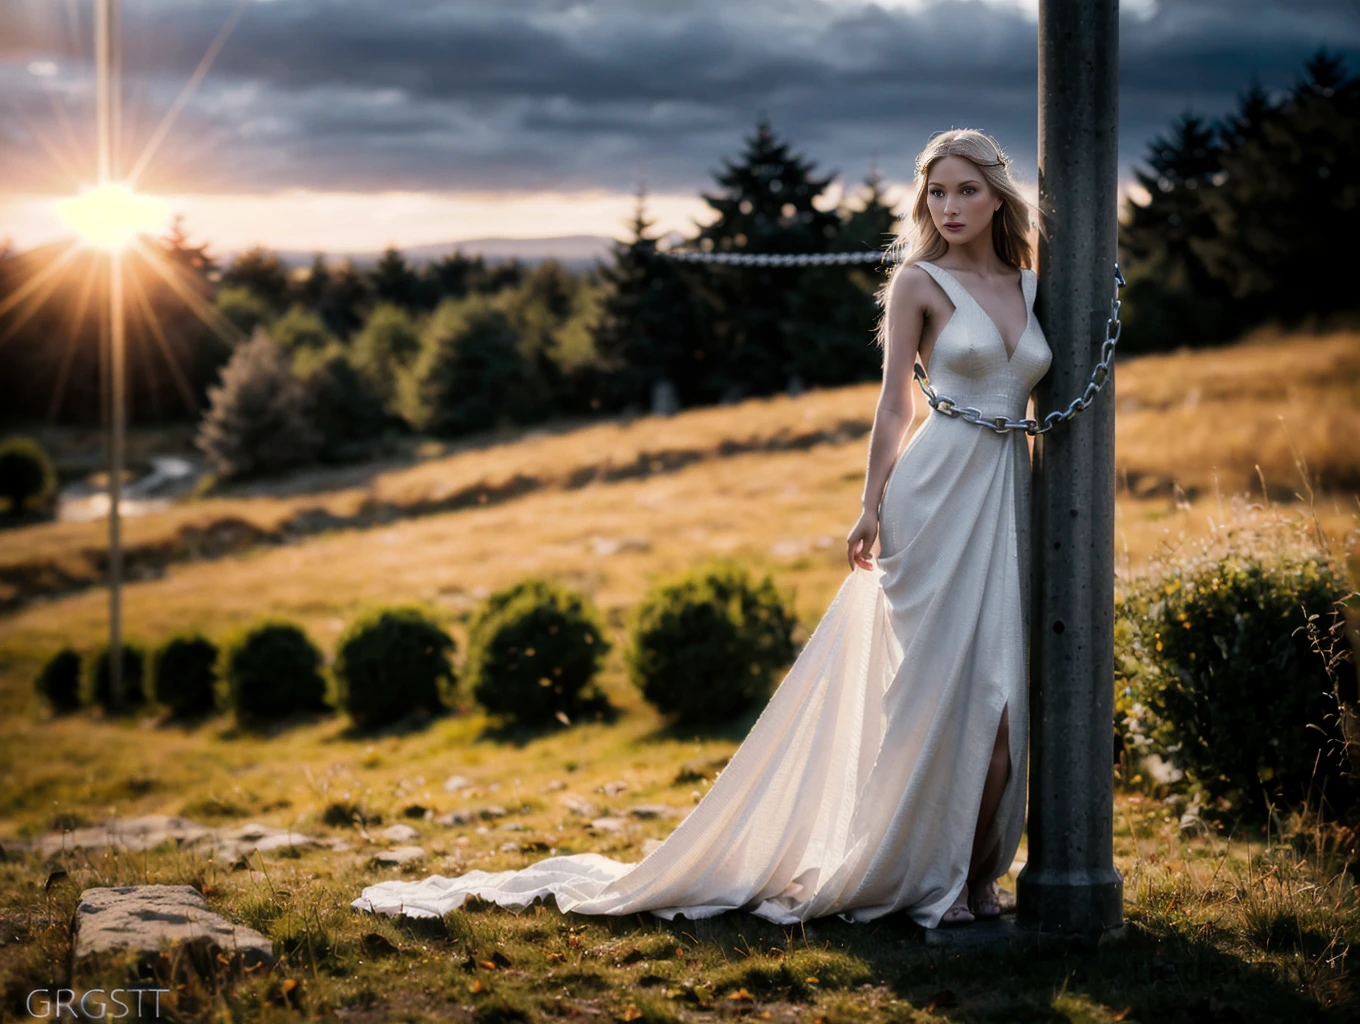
(860, 265, 929, 514)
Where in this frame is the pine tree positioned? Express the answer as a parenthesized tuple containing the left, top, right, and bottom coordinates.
(195, 330, 320, 480)
(592, 180, 710, 411)
(1196, 48, 1358, 323)
(372, 246, 421, 310)
(785, 163, 899, 388)
(690, 116, 843, 398)
(1118, 112, 1233, 350)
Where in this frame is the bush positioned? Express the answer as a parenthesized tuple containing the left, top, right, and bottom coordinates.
(215, 286, 272, 337)
(295, 345, 391, 463)
(399, 294, 535, 436)
(88, 643, 147, 714)
(151, 633, 220, 718)
(1117, 546, 1359, 824)
(195, 330, 321, 481)
(333, 606, 456, 729)
(35, 648, 81, 714)
(626, 559, 799, 725)
(465, 577, 612, 727)
(219, 621, 328, 728)
(0, 436, 57, 515)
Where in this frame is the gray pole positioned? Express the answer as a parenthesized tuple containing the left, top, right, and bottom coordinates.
(1016, 0, 1123, 938)
(96, 0, 126, 712)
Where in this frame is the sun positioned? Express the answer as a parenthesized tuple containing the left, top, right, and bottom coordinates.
(55, 181, 171, 252)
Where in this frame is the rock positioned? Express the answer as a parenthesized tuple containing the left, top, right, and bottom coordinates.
(371, 846, 425, 867)
(379, 824, 420, 843)
(559, 793, 598, 817)
(433, 810, 469, 826)
(600, 781, 629, 797)
(628, 804, 684, 820)
(73, 884, 273, 970)
(589, 817, 628, 833)
(543, 779, 567, 792)
(443, 775, 472, 792)
(1, 815, 325, 864)
(478, 805, 509, 820)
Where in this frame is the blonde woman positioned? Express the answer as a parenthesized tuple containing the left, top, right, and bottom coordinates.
(353, 129, 1049, 930)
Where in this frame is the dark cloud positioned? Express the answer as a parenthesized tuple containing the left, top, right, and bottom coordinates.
(0, 0, 1356, 196)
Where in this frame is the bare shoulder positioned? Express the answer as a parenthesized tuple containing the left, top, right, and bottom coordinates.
(888, 263, 935, 310)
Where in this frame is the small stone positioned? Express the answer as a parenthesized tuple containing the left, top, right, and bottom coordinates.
(589, 817, 628, 833)
(380, 824, 420, 842)
(543, 779, 567, 792)
(443, 775, 472, 792)
(628, 804, 682, 820)
(478, 805, 509, 820)
(559, 794, 597, 817)
(433, 810, 469, 826)
(372, 846, 425, 866)
(600, 781, 629, 797)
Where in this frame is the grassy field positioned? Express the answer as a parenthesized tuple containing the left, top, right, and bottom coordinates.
(1, 329, 1358, 1021)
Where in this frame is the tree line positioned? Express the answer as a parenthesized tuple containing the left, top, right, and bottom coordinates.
(0, 47, 1352, 467)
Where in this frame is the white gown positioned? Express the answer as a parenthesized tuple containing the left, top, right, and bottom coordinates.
(352, 260, 1052, 929)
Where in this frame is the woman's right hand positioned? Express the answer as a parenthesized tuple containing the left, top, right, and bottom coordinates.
(847, 508, 879, 571)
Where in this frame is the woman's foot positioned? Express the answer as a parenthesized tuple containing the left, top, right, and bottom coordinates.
(969, 878, 1002, 919)
(939, 883, 974, 926)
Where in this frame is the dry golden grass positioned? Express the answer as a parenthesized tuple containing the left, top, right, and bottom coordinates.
(1, 330, 1358, 1021)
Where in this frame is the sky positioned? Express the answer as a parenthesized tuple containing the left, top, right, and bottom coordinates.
(1, 0, 1357, 256)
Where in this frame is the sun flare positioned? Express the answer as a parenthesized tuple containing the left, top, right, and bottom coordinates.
(55, 182, 170, 252)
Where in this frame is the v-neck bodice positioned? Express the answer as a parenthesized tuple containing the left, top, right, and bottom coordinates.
(913, 260, 1052, 423)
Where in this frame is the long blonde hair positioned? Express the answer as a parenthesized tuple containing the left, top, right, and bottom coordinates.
(872, 128, 1036, 351)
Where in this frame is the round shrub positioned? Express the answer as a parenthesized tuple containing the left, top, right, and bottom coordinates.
(88, 643, 147, 713)
(465, 577, 612, 727)
(35, 648, 82, 714)
(1117, 547, 1358, 824)
(333, 606, 456, 729)
(219, 621, 328, 728)
(151, 634, 220, 718)
(626, 559, 799, 725)
(0, 436, 57, 515)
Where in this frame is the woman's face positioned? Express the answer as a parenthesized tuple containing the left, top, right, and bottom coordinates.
(925, 154, 1003, 246)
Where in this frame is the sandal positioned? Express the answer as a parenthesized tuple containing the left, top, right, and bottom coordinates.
(969, 878, 1002, 919)
(939, 883, 974, 926)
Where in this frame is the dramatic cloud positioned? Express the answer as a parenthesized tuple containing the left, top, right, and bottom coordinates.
(1, 0, 1356, 197)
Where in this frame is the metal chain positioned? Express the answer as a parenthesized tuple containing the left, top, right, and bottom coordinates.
(913, 262, 1124, 435)
(655, 246, 1125, 436)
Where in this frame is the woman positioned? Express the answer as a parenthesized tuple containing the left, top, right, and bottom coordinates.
(352, 128, 1050, 929)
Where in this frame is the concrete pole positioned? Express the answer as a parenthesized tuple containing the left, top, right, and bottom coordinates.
(1016, 0, 1123, 937)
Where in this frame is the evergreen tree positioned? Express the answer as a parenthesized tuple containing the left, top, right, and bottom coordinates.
(1118, 111, 1233, 350)
(786, 164, 899, 388)
(195, 330, 320, 480)
(220, 245, 291, 314)
(352, 302, 421, 411)
(591, 181, 710, 411)
(372, 246, 421, 310)
(690, 115, 843, 398)
(297, 253, 331, 309)
(320, 258, 370, 339)
(1195, 48, 1359, 326)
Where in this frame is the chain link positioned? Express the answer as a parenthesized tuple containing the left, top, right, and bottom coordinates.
(656, 246, 1125, 436)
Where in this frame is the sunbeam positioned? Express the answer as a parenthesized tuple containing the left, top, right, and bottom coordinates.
(126, 0, 250, 189)
(46, 259, 100, 421)
(0, 240, 83, 333)
(125, 258, 200, 415)
(131, 236, 246, 350)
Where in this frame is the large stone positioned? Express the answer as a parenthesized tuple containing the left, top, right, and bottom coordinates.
(73, 884, 273, 970)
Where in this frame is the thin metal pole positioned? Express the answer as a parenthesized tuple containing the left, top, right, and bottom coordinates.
(1017, 0, 1124, 938)
(97, 0, 126, 711)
